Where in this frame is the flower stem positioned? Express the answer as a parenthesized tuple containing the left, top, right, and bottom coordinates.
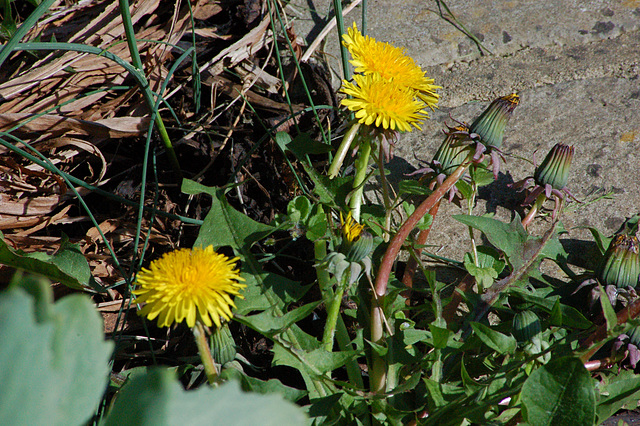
(314, 239, 332, 299)
(375, 143, 393, 241)
(522, 192, 546, 229)
(322, 278, 348, 351)
(401, 200, 441, 293)
(350, 136, 372, 221)
(193, 321, 219, 386)
(328, 121, 361, 178)
(370, 155, 472, 393)
(467, 174, 480, 267)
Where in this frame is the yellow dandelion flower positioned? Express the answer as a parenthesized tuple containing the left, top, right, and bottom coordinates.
(340, 211, 364, 242)
(342, 23, 440, 108)
(133, 246, 246, 329)
(341, 73, 428, 132)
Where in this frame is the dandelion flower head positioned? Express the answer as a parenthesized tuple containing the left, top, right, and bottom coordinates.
(340, 211, 364, 243)
(341, 73, 428, 132)
(342, 23, 440, 108)
(134, 246, 246, 329)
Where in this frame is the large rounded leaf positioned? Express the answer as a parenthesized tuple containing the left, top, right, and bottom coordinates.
(102, 369, 307, 426)
(521, 356, 595, 426)
(0, 279, 113, 426)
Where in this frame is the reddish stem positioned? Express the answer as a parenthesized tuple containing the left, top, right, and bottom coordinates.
(374, 160, 470, 299)
(401, 200, 442, 292)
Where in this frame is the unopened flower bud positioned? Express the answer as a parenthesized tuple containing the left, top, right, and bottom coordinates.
(432, 126, 471, 176)
(597, 233, 640, 289)
(469, 93, 520, 149)
(512, 310, 542, 343)
(534, 143, 574, 190)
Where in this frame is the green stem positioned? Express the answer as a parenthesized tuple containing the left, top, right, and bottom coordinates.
(193, 322, 218, 385)
(322, 279, 347, 351)
(376, 145, 393, 242)
(314, 239, 332, 299)
(118, 0, 182, 181)
(467, 174, 479, 267)
(328, 121, 361, 178)
(350, 136, 372, 222)
(335, 315, 364, 389)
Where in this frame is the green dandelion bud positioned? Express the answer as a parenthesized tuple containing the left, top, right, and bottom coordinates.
(628, 326, 640, 346)
(534, 143, 574, 190)
(210, 323, 237, 366)
(469, 93, 520, 149)
(433, 126, 471, 176)
(597, 233, 640, 289)
(512, 310, 542, 343)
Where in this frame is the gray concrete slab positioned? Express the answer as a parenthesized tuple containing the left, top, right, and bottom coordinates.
(289, 0, 640, 270)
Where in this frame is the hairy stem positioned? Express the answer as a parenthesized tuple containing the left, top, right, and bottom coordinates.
(370, 156, 471, 393)
(350, 137, 372, 221)
(193, 322, 218, 385)
(328, 121, 361, 178)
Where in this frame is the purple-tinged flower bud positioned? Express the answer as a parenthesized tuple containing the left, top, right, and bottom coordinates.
(534, 143, 574, 190)
(597, 233, 640, 289)
(432, 125, 471, 177)
(469, 93, 520, 149)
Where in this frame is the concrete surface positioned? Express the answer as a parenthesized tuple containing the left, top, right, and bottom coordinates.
(290, 0, 640, 271)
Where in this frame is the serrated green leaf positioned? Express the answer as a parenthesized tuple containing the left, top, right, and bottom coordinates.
(102, 370, 307, 426)
(596, 370, 640, 423)
(454, 214, 528, 270)
(181, 179, 274, 250)
(234, 271, 311, 314)
(235, 302, 320, 336)
(220, 368, 307, 402)
(470, 322, 517, 354)
(521, 357, 595, 426)
(508, 288, 592, 329)
(0, 233, 102, 291)
(0, 278, 112, 426)
(286, 132, 333, 155)
(272, 343, 356, 376)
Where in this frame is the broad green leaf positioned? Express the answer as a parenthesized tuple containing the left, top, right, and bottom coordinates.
(521, 357, 595, 426)
(272, 343, 356, 377)
(470, 322, 517, 354)
(235, 302, 320, 336)
(0, 277, 113, 426)
(102, 370, 307, 426)
(0, 232, 102, 292)
(287, 195, 312, 224)
(464, 247, 504, 291)
(454, 214, 528, 270)
(429, 324, 451, 349)
(286, 132, 333, 155)
(596, 370, 640, 423)
(508, 287, 592, 329)
(234, 270, 311, 314)
(181, 179, 274, 250)
(220, 369, 307, 402)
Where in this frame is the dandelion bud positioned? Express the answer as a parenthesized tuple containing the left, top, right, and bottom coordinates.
(339, 212, 372, 263)
(469, 93, 520, 149)
(432, 126, 471, 177)
(534, 143, 574, 190)
(512, 310, 542, 343)
(597, 233, 640, 289)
